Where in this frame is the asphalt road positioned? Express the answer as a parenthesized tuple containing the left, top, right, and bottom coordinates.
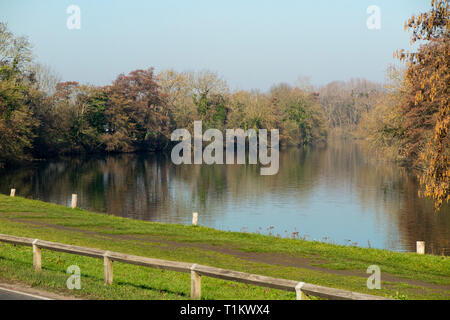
(0, 287, 49, 300)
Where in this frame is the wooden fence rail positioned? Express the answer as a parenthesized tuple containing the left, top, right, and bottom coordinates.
(0, 233, 390, 300)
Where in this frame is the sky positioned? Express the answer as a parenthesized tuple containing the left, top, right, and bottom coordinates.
(0, 0, 430, 91)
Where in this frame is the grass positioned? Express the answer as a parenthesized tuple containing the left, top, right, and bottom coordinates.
(0, 194, 448, 300)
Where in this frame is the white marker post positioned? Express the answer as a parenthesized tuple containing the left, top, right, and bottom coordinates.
(192, 212, 198, 226)
(71, 194, 77, 209)
(416, 241, 425, 255)
(10, 189, 15, 197)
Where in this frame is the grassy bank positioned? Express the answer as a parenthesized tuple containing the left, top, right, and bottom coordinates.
(0, 194, 448, 300)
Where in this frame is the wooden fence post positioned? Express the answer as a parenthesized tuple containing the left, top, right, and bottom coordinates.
(71, 194, 77, 209)
(192, 212, 198, 226)
(32, 239, 41, 272)
(10, 189, 16, 197)
(190, 264, 201, 299)
(295, 282, 307, 300)
(416, 241, 425, 255)
(104, 252, 113, 285)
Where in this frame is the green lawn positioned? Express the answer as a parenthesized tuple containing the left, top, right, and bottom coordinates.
(0, 194, 448, 300)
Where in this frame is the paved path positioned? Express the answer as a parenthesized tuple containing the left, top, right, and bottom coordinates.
(0, 286, 50, 300)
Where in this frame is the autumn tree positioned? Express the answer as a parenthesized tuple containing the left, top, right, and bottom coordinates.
(357, 66, 406, 160)
(101, 68, 169, 152)
(157, 69, 198, 130)
(395, 0, 449, 210)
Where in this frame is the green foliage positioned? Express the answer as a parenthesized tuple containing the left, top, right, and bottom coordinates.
(0, 65, 27, 120)
(0, 25, 37, 166)
(85, 91, 108, 134)
(193, 92, 228, 129)
(271, 85, 327, 146)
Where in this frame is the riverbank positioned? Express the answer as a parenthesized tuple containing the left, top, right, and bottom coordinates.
(0, 194, 448, 300)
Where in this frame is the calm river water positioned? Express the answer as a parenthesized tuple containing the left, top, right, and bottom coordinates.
(1, 140, 449, 254)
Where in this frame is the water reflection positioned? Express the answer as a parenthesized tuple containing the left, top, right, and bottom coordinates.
(0, 141, 449, 254)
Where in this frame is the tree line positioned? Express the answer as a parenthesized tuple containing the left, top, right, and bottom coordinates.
(0, 0, 448, 209)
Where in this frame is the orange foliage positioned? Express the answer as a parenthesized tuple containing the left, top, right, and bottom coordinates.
(396, 0, 449, 210)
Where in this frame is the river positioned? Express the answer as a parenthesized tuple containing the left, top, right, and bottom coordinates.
(1, 140, 449, 254)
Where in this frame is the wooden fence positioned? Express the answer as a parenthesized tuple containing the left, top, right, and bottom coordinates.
(0, 233, 390, 300)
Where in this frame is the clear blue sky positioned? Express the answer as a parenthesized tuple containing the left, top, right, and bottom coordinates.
(0, 0, 430, 91)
